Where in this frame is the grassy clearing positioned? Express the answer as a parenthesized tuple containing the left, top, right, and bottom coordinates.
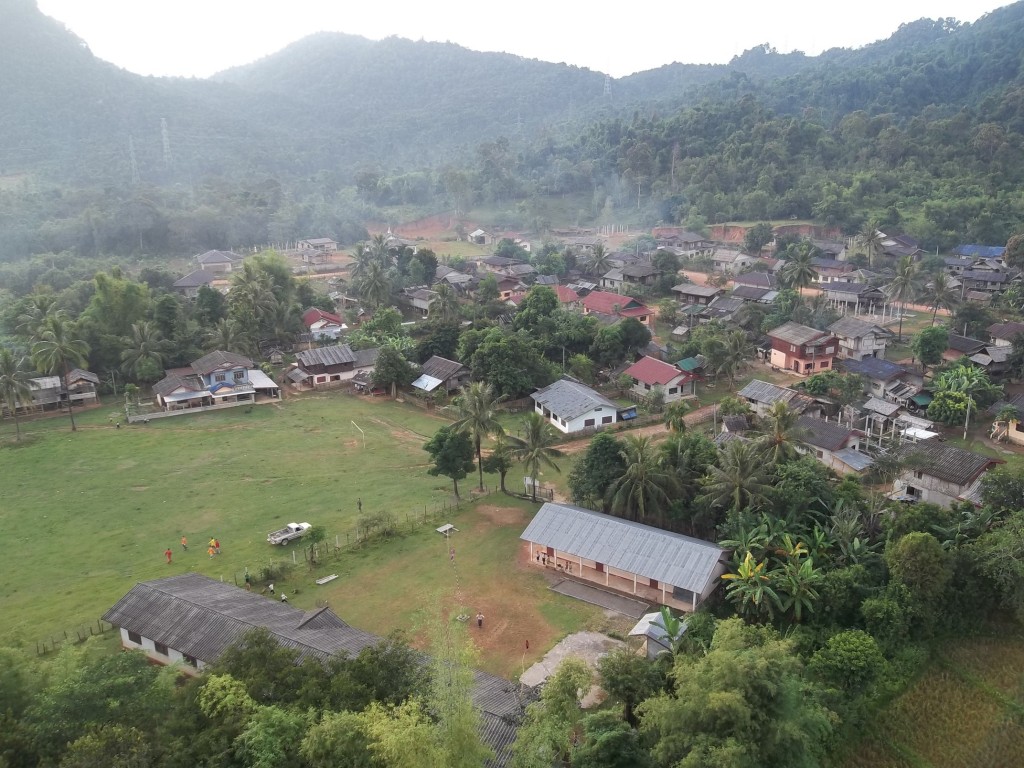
(846, 632, 1024, 768)
(0, 393, 600, 676)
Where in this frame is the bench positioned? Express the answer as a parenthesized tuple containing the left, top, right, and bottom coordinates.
(315, 574, 339, 585)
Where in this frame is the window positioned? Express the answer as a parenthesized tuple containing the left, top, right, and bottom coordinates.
(595, 562, 604, 572)
(644, 383, 651, 390)
(825, 346, 835, 354)
(127, 631, 142, 644)
(816, 450, 824, 459)
(820, 361, 830, 368)
(215, 374, 226, 382)
(154, 642, 169, 656)
(234, 370, 245, 381)
(584, 418, 595, 427)
(668, 387, 678, 395)
(915, 470, 924, 479)
(790, 344, 797, 352)
(182, 654, 198, 668)
(602, 416, 613, 424)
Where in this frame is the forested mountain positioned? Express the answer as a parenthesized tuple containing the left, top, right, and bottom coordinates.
(2, 0, 1024, 268)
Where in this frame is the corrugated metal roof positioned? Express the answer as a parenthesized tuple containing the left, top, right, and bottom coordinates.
(191, 350, 254, 375)
(520, 503, 727, 595)
(896, 441, 1001, 486)
(767, 321, 828, 346)
(797, 415, 855, 451)
(863, 397, 901, 416)
(531, 378, 618, 422)
(841, 357, 906, 381)
(833, 448, 874, 471)
(672, 283, 721, 297)
(296, 344, 357, 367)
(412, 374, 444, 392)
(421, 356, 468, 382)
(736, 379, 808, 408)
(828, 316, 890, 339)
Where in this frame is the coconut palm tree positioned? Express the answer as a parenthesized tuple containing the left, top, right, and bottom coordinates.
(230, 263, 278, 331)
(605, 435, 681, 525)
(120, 321, 166, 382)
(449, 382, 506, 492)
(512, 411, 563, 502)
(15, 293, 60, 343)
(0, 348, 32, 441)
(711, 330, 752, 386)
(31, 313, 90, 432)
(883, 256, 918, 341)
(430, 283, 462, 324)
(780, 248, 819, 291)
(356, 259, 392, 309)
(205, 319, 251, 355)
(920, 271, 959, 325)
(755, 401, 810, 465)
(585, 243, 612, 276)
(699, 440, 772, 512)
(663, 400, 693, 433)
(858, 221, 883, 267)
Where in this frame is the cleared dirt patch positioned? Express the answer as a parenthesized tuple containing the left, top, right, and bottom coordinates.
(476, 504, 528, 527)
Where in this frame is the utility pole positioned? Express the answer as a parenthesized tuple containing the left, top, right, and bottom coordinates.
(160, 117, 172, 168)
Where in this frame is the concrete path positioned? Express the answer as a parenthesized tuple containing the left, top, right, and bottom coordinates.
(520, 631, 626, 700)
(550, 578, 650, 618)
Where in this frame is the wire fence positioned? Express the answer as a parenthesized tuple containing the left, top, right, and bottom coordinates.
(35, 619, 115, 656)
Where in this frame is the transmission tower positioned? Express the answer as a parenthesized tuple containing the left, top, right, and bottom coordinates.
(604, 75, 612, 99)
(128, 135, 140, 185)
(160, 117, 172, 167)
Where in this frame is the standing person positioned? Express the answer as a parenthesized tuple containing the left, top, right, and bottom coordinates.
(164, 548, 173, 564)
(207, 546, 215, 559)
(208, 537, 216, 553)
(357, 497, 362, 513)
(280, 593, 288, 603)
(476, 612, 484, 629)
(268, 583, 275, 595)
(214, 538, 221, 555)
(181, 536, 188, 551)
(244, 571, 252, 591)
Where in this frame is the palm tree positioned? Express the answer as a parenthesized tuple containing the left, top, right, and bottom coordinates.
(356, 259, 392, 309)
(780, 248, 818, 291)
(512, 411, 563, 502)
(699, 440, 771, 512)
(31, 313, 90, 432)
(205, 319, 251, 355)
(585, 243, 611, 277)
(711, 330, 751, 386)
(350, 243, 373, 281)
(120, 321, 165, 382)
(0, 348, 32, 441)
(920, 271, 958, 325)
(230, 263, 278, 331)
(369, 233, 390, 265)
(755, 401, 809, 465)
(663, 400, 693, 433)
(605, 435, 681, 525)
(883, 256, 918, 341)
(15, 293, 60, 343)
(858, 221, 883, 267)
(449, 382, 506, 492)
(430, 283, 462, 324)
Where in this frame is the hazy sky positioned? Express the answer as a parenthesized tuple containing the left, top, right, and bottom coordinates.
(36, 0, 1011, 79)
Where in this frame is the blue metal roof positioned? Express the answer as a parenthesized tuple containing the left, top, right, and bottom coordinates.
(954, 244, 1006, 258)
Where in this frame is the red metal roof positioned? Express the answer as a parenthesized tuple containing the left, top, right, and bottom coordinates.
(555, 285, 579, 303)
(582, 291, 651, 316)
(625, 356, 694, 386)
(302, 307, 343, 327)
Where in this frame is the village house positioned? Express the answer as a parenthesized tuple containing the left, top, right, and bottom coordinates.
(989, 394, 1024, 446)
(434, 264, 474, 290)
(840, 357, 922, 404)
(699, 296, 745, 323)
(553, 284, 580, 307)
(796, 416, 871, 475)
(961, 269, 1013, 295)
(406, 288, 438, 318)
(652, 227, 713, 254)
(580, 291, 653, 326)
(709, 248, 747, 272)
(732, 272, 778, 290)
(64, 368, 100, 406)
(520, 502, 729, 612)
(624, 356, 698, 403)
(288, 344, 378, 390)
(943, 334, 987, 363)
(301, 307, 347, 340)
(954, 244, 1006, 260)
(766, 322, 838, 374)
(467, 228, 494, 245)
(412, 356, 471, 395)
(196, 249, 243, 273)
(298, 237, 338, 252)
(531, 377, 634, 434)
(827, 316, 892, 361)
(820, 282, 885, 313)
(473, 255, 524, 275)
(103, 573, 526, 765)
(892, 441, 1002, 508)
(879, 232, 924, 260)
(172, 269, 218, 298)
(988, 322, 1024, 348)
(671, 283, 723, 306)
(736, 379, 813, 418)
(629, 612, 687, 660)
(152, 351, 280, 413)
(811, 257, 854, 284)
(730, 285, 778, 304)
(601, 263, 663, 291)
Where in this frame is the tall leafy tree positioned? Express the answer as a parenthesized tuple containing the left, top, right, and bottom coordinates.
(370, 345, 417, 398)
(429, 283, 461, 324)
(780, 247, 818, 290)
(449, 382, 506, 492)
(911, 326, 949, 373)
(662, 400, 693, 433)
(423, 425, 475, 498)
(568, 432, 626, 510)
(605, 435, 681, 525)
(585, 243, 611, 276)
(31, 313, 90, 432)
(857, 221, 883, 267)
(512, 411, 563, 502)
(0, 348, 32, 441)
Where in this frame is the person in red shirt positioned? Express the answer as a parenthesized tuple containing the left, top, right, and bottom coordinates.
(164, 548, 173, 564)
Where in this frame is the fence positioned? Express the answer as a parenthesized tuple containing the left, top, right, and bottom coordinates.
(35, 619, 114, 656)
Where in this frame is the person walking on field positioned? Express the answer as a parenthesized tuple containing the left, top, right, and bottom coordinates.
(181, 536, 188, 551)
(244, 571, 252, 591)
(214, 539, 221, 555)
(164, 548, 173, 564)
(208, 546, 215, 559)
(476, 612, 484, 629)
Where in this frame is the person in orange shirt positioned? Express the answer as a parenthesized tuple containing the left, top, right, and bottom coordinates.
(208, 546, 215, 559)
(181, 536, 188, 551)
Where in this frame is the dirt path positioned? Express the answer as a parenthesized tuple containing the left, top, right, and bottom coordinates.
(557, 403, 718, 454)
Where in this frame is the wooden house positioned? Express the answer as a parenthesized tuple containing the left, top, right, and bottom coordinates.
(766, 322, 838, 375)
(892, 441, 1002, 508)
(65, 368, 100, 405)
(580, 291, 653, 326)
(827, 316, 892, 361)
(289, 345, 379, 389)
(412, 356, 471, 394)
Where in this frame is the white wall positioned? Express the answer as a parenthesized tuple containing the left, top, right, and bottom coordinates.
(119, 628, 205, 672)
(535, 401, 617, 433)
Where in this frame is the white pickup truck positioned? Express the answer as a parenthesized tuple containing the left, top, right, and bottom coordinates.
(267, 522, 312, 545)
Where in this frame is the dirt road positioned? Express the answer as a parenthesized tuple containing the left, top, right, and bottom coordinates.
(557, 403, 718, 454)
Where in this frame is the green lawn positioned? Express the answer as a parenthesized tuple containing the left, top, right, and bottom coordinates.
(0, 394, 531, 649)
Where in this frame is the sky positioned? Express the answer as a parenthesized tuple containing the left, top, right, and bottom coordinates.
(35, 0, 1013, 79)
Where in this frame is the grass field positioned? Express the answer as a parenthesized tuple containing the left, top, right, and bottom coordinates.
(0, 393, 602, 674)
(842, 631, 1024, 768)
